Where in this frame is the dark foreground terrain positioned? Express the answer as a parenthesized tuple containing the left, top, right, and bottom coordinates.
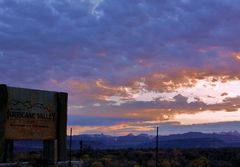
(14, 148, 240, 167)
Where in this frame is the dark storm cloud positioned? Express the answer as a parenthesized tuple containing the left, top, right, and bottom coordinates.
(1, 0, 240, 87)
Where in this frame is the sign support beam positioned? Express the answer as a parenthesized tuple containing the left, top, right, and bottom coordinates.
(57, 92, 68, 161)
(43, 140, 57, 164)
(0, 85, 7, 162)
(3, 140, 13, 163)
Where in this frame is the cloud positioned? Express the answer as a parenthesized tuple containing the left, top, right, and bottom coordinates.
(221, 92, 228, 96)
(1, 0, 240, 86)
(68, 94, 240, 124)
(232, 52, 240, 62)
(68, 115, 145, 126)
(68, 121, 240, 135)
(1, 0, 240, 134)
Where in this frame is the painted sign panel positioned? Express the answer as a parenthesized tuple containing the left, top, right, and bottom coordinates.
(5, 87, 57, 140)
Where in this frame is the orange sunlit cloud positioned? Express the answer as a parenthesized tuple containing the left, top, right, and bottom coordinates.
(65, 73, 240, 135)
(232, 52, 240, 61)
(173, 110, 240, 125)
(67, 122, 155, 136)
(46, 71, 240, 124)
(67, 109, 240, 135)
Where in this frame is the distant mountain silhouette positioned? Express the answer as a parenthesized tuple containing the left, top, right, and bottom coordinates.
(14, 131, 240, 151)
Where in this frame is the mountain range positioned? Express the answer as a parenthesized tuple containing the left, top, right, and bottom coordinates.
(14, 131, 240, 151)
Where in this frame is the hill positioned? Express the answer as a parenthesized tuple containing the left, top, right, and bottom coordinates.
(14, 131, 240, 151)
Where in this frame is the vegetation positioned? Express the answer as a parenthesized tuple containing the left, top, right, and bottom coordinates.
(75, 148, 240, 167)
(14, 148, 240, 167)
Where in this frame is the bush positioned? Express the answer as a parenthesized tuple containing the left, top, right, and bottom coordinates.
(91, 161, 104, 167)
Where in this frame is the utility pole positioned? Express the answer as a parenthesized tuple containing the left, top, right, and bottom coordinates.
(156, 126, 159, 167)
(69, 128, 72, 167)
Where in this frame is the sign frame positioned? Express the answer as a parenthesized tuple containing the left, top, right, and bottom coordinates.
(0, 84, 68, 164)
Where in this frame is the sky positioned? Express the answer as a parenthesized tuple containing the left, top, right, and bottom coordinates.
(1, 0, 240, 135)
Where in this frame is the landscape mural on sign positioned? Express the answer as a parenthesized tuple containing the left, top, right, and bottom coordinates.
(7, 100, 56, 121)
(5, 87, 57, 140)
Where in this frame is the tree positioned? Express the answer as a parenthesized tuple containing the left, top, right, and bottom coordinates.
(190, 157, 210, 167)
(133, 164, 141, 167)
(160, 160, 171, 167)
(91, 161, 104, 167)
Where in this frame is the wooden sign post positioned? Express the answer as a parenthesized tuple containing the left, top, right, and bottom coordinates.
(0, 84, 68, 164)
